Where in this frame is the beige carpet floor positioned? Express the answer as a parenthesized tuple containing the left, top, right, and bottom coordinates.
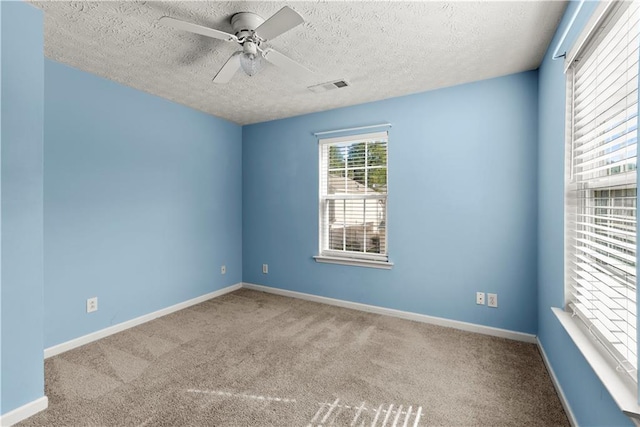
(19, 289, 568, 426)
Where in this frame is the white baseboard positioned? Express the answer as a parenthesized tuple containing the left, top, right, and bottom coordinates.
(0, 396, 48, 427)
(242, 283, 537, 343)
(537, 338, 578, 427)
(44, 283, 242, 359)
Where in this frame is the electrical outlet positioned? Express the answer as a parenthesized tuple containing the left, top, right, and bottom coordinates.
(221, 265, 226, 275)
(476, 292, 485, 305)
(262, 264, 268, 274)
(87, 297, 98, 313)
(488, 293, 498, 308)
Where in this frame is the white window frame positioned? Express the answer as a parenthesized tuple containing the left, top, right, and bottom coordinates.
(314, 131, 392, 269)
(556, 0, 640, 420)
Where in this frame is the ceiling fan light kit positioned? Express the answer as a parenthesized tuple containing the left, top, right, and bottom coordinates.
(240, 51, 264, 76)
(159, 6, 314, 84)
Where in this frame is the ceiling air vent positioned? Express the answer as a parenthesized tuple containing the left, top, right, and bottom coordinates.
(308, 79, 350, 93)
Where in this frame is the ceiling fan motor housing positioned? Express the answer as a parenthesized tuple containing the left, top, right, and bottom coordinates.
(243, 41, 258, 57)
(231, 12, 265, 41)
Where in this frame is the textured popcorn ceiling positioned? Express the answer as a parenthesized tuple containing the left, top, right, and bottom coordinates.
(32, 1, 567, 125)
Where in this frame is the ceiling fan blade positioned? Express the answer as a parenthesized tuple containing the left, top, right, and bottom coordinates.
(160, 16, 238, 42)
(255, 6, 304, 41)
(213, 52, 241, 83)
(263, 48, 314, 81)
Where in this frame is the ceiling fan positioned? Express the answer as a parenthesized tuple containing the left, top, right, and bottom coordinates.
(160, 6, 314, 84)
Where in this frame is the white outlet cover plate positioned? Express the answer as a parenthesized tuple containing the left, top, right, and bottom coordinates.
(476, 292, 485, 305)
(87, 297, 98, 313)
(488, 293, 498, 308)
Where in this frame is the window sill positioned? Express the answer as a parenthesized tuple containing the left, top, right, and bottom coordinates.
(552, 307, 640, 421)
(313, 255, 393, 269)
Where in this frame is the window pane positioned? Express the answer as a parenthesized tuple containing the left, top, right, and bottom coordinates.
(368, 167, 387, 193)
(327, 172, 345, 195)
(329, 145, 347, 170)
(348, 143, 367, 168)
(368, 141, 387, 167)
(328, 199, 387, 254)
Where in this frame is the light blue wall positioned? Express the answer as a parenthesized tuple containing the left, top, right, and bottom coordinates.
(0, 1, 45, 415)
(243, 71, 539, 334)
(1, 2, 3, 412)
(537, 1, 633, 426)
(44, 60, 242, 348)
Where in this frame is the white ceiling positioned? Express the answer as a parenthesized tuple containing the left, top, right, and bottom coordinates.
(32, 1, 567, 125)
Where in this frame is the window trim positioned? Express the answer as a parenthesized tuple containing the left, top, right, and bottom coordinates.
(553, 308, 640, 420)
(315, 130, 392, 269)
(313, 255, 394, 270)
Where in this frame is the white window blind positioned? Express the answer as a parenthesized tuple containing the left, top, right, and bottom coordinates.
(566, 1, 639, 378)
(318, 131, 388, 262)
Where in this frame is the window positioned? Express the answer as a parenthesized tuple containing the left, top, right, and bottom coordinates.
(316, 131, 390, 268)
(565, 1, 639, 379)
